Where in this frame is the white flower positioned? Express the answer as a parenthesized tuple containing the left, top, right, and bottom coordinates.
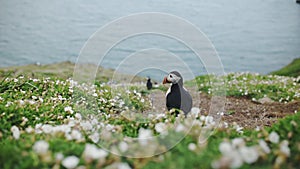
(33, 140, 49, 155)
(259, 139, 270, 154)
(155, 113, 166, 120)
(80, 121, 93, 131)
(269, 131, 280, 144)
(279, 140, 290, 157)
(83, 144, 108, 160)
(41, 124, 53, 134)
(5, 101, 13, 107)
(191, 107, 200, 117)
(39, 97, 44, 103)
(175, 124, 186, 133)
(239, 146, 259, 164)
(106, 124, 114, 131)
(205, 116, 214, 124)
(89, 132, 100, 143)
(235, 125, 244, 134)
(229, 150, 243, 169)
(28, 100, 36, 105)
(11, 125, 20, 140)
(138, 128, 153, 146)
(232, 138, 245, 148)
(107, 162, 132, 169)
(119, 141, 129, 153)
(19, 100, 25, 106)
(155, 122, 167, 134)
(200, 115, 206, 121)
(75, 113, 82, 120)
(188, 143, 197, 151)
(35, 123, 43, 134)
(71, 130, 82, 141)
(55, 152, 64, 161)
(64, 106, 74, 114)
(25, 126, 34, 133)
(219, 142, 233, 155)
(62, 156, 79, 169)
(117, 162, 132, 169)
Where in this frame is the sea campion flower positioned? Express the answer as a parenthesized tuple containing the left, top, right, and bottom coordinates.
(279, 140, 290, 157)
(11, 125, 20, 140)
(219, 141, 233, 154)
(108, 162, 132, 169)
(175, 124, 186, 133)
(25, 126, 34, 133)
(55, 152, 64, 162)
(64, 106, 74, 114)
(191, 107, 200, 117)
(89, 132, 100, 143)
(70, 130, 83, 141)
(33, 140, 49, 155)
(62, 156, 79, 169)
(155, 122, 167, 134)
(188, 143, 197, 151)
(41, 124, 53, 134)
(83, 144, 108, 161)
(232, 138, 245, 148)
(259, 139, 270, 154)
(117, 163, 132, 169)
(269, 131, 280, 144)
(239, 146, 259, 164)
(119, 141, 129, 153)
(80, 121, 93, 131)
(138, 128, 153, 146)
(229, 151, 244, 169)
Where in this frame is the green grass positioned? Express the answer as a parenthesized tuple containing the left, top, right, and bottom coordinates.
(189, 72, 300, 102)
(271, 58, 300, 77)
(0, 74, 299, 169)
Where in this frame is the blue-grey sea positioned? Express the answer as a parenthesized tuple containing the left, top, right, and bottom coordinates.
(1, 0, 300, 78)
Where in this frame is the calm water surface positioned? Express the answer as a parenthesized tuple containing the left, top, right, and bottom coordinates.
(0, 0, 300, 77)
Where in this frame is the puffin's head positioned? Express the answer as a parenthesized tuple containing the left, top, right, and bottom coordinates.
(163, 71, 183, 85)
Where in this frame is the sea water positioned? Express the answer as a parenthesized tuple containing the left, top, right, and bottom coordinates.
(0, 0, 300, 80)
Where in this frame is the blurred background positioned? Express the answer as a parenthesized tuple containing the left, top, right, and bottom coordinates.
(0, 0, 299, 75)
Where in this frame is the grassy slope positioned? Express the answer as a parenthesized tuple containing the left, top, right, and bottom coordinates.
(0, 61, 143, 83)
(270, 58, 300, 77)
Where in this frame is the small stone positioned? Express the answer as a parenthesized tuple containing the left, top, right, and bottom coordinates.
(255, 97, 274, 104)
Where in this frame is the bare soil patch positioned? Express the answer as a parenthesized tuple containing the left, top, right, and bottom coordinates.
(199, 93, 300, 129)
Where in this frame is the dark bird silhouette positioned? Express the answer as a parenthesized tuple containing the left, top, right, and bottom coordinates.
(163, 71, 192, 115)
(146, 77, 153, 90)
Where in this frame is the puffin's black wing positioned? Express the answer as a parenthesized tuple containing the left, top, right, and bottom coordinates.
(180, 87, 193, 114)
(166, 84, 192, 114)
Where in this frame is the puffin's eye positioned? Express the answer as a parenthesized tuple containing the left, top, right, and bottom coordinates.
(169, 75, 173, 78)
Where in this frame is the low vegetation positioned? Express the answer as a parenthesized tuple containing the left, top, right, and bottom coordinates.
(0, 71, 299, 169)
(270, 58, 300, 77)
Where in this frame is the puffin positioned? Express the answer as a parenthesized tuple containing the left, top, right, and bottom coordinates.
(146, 77, 153, 90)
(163, 71, 192, 115)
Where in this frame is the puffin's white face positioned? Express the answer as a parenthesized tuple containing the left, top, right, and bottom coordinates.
(166, 72, 181, 84)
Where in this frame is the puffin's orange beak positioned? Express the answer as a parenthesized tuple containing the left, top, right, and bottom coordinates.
(163, 77, 170, 84)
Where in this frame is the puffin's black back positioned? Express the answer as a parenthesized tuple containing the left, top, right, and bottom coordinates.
(146, 78, 152, 90)
(166, 83, 192, 114)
